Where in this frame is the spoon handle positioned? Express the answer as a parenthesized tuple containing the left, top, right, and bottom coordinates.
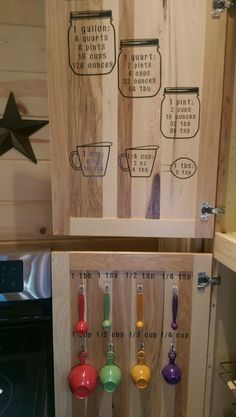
(78, 289, 85, 321)
(104, 290, 110, 322)
(171, 286, 178, 330)
(136, 284, 144, 329)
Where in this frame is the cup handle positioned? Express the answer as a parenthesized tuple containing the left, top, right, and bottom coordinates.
(69, 150, 82, 171)
(118, 153, 129, 172)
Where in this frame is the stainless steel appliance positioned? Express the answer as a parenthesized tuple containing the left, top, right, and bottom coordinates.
(0, 251, 54, 417)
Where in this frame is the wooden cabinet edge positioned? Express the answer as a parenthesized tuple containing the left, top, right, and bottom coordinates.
(213, 232, 236, 272)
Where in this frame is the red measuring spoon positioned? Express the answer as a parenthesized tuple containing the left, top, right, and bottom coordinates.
(75, 287, 88, 336)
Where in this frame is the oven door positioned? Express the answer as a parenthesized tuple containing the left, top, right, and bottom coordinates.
(0, 318, 54, 417)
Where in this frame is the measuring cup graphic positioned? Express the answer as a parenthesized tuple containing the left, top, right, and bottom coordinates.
(69, 142, 113, 177)
(118, 145, 159, 177)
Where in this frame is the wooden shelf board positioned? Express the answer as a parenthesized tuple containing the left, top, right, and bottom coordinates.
(214, 232, 236, 272)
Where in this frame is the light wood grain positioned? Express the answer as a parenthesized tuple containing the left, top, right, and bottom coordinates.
(0, 201, 52, 240)
(45, 0, 70, 234)
(51, 252, 72, 417)
(217, 13, 236, 233)
(70, 218, 196, 237)
(0, 0, 45, 26)
(0, 161, 51, 201)
(174, 273, 192, 417)
(69, 252, 196, 271)
(0, 25, 46, 73)
(215, 13, 236, 233)
(132, 2, 160, 221)
(101, 0, 119, 220)
(112, 272, 132, 417)
(0, 72, 47, 96)
(214, 232, 236, 273)
(46, 0, 226, 238)
(0, 1, 51, 240)
(0, 72, 48, 119)
(203, 260, 219, 417)
(186, 254, 212, 417)
(117, 0, 134, 218)
(52, 251, 212, 417)
(194, 1, 227, 237)
(0, 95, 48, 119)
(69, 0, 104, 219)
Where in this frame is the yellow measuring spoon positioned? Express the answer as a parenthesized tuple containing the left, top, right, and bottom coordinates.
(136, 284, 144, 329)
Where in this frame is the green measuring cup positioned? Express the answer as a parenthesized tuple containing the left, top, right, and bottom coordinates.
(99, 346, 122, 393)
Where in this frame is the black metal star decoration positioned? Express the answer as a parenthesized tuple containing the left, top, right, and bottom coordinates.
(0, 92, 48, 163)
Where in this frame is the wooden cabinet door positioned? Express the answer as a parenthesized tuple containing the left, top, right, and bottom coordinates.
(51, 251, 212, 417)
(46, 0, 227, 237)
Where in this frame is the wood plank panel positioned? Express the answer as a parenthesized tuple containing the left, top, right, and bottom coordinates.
(117, 0, 134, 218)
(174, 274, 192, 417)
(214, 232, 236, 273)
(0, 95, 48, 119)
(219, 14, 236, 233)
(0, 72, 47, 96)
(159, 1, 203, 221)
(186, 254, 212, 417)
(46, 0, 227, 238)
(68, 0, 104, 219)
(101, 0, 119, 219)
(51, 252, 72, 417)
(70, 252, 195, 271)
(0, 1, 50, 241)
(70, 218, 196, 238)
(0, 0, 45, 27)
(0, 201, 52, 240)
(194, 2, 227, 237)
(0, 161, 51, 201)
(52, 251, 212, 417)
(45, 0, 70, 234)
(0, 73, 48, 119)
(0, 25, 46, 73)
(215, 12, 236, 233)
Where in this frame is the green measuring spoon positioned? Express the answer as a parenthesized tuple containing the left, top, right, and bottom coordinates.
(102, 285, 112, 331)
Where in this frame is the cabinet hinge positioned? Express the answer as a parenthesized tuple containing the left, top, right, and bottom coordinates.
(212, 0, 236, 17)
(200, 201, 225, 222)
(197, 272, 221, 289)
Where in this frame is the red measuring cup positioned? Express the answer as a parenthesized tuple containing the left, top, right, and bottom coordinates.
(68, 351, 98, 399)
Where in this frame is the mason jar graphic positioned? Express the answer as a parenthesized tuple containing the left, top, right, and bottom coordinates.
(118, 145, 159, 177)
(160, 87, 200, 139)
(118, 39, 161, 98)
(68, 10, 116, 76)
(69, 142, 113, 177)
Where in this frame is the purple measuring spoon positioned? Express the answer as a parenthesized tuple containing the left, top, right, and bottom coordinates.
(162, 287, 181, 385)
(171, 287, 178, 331)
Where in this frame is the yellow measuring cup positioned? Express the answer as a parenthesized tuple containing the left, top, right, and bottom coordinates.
(130, 348, 151, 389)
